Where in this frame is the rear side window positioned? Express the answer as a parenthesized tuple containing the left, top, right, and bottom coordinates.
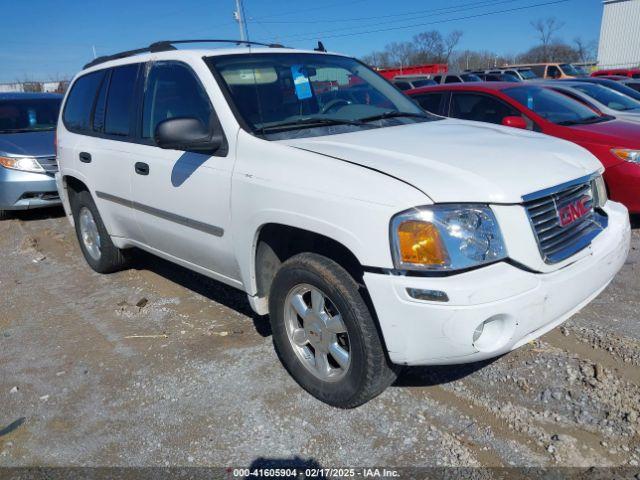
(105, 64, 139, 136)
(547, 66, 561, 79)
(142, 62, 212, 139)
(414, 93, 444, 114)
(63, 71, 105, 132)
(394, 81, 411, 91)
(445, 76, 461, 84)
(450, 92, 520, 125)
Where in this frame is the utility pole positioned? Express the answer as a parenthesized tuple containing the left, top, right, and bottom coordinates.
(234, 0, 249, 42)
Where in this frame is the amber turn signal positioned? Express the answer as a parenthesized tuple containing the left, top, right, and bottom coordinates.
(396, 220, 449, 266)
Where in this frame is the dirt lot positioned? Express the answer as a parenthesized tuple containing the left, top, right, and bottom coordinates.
(1, 208, 639, 468)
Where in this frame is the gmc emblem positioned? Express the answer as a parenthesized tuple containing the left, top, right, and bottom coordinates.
(558, 196, 591, 227)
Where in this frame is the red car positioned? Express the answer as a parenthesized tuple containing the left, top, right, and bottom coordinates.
(591, 68, 640, 79)
(407, 83, 640, 213)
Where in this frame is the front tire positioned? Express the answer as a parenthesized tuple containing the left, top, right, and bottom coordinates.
(269, 253, 397, 408)
(70, 190, 129, 273)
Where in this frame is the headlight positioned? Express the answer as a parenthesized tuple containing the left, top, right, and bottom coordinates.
(390, 205, 507, 271)
(0, 155, 44, 173)
(591, 175, 608, 209)
(611, 148, 640, 164)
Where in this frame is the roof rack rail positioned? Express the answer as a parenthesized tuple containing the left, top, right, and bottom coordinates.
(83, 39, 287, 69)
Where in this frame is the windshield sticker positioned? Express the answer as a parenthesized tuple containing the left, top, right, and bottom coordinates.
(291, 65, 313, 100)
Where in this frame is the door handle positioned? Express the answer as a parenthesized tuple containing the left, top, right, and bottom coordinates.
(135, 162, 150, 176)
(79, 152, 92, 163)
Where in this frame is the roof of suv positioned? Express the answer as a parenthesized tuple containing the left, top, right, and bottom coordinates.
(79, 46, 337, 75)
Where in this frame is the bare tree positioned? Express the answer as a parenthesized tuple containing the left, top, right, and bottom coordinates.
(531, 17, 564, 62)
(412, 31, 445, 63)
(573, 37, 597, 63)
(387, 41, 415, 68)
(444, 30, 463, 63)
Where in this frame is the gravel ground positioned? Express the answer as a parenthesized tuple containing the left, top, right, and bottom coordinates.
(0, 208, 639, 468)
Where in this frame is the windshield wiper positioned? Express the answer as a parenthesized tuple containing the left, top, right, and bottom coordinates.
(557, 116, 604, 126)
(358, 111, 431, 123)
(260, 117, 366, 133)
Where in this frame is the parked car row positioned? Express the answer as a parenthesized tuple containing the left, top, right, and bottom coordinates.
(0, 43, 634, 408)
(406, 80, 640, 213)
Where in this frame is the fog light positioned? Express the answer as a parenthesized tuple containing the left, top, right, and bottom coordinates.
(472, 315, 516, 352)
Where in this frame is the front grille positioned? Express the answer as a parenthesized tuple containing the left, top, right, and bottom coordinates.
(523, 177, 607, 264)
(36, 156, 58, 173)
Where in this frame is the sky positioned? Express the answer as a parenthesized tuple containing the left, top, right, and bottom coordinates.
(0, 0, 604, 83)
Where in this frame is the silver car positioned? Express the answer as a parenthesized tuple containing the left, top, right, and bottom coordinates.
(0, 93, 62, 219)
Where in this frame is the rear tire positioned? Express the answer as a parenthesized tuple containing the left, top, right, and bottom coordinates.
(70, 190, 129, 273)
(269, 252, 397, 408)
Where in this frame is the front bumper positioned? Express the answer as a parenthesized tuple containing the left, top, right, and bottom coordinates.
(364, 201, 631, 366)
(0, 166, 61, 210)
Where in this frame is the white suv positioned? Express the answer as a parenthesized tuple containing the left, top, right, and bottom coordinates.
(56, 41, 631, 408)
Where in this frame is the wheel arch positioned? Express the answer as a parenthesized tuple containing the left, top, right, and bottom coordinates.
(247, 222, 368, 315)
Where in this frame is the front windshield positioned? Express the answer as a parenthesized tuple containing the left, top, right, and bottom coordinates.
(207, 53, 434, 139)
(571, 83, 640, 111)
(574, 66, 590, 76)
(560, 64, 581, 76)
(518, 69, 538, 80)
(504, 85, 605, 125)
(0, 98, 61, 133)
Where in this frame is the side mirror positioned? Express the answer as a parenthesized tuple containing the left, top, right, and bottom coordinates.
(154, 117, 223, 153)
(501, 116, 528, 130)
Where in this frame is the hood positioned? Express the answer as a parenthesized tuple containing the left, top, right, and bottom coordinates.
(568, 118, 640, 149)
(281, 120, 602, 203)
(0, 130, 56, 157)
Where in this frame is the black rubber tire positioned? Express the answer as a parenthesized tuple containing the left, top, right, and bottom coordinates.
(70, 190, 129, 273)
(0, 210, 12, 221)
(269, 252, 398, 408)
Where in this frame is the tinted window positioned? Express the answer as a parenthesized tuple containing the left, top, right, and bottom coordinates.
(143, 62, 212, 139)
(445, 76, 461, 84)
(412, 79, 436, 88)
(632, 74, 640, 79)
(92, 71, 110, 132)
(394, 81, 411, 91)
(461, 74, 481, 82)
(560, 64, 580, 76)
(0, 98, 61, 133)
(517, 69, 537, 80)
(450, 92, 519, 124)
(530, 66, 545, 77)
(104, 64, 139, 136)
(63, 71, 105, 131)
(547, 66, 562, 79)
(415, 93, 444, 114)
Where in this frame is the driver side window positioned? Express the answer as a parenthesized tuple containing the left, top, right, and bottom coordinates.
(142, 62, 213, 139)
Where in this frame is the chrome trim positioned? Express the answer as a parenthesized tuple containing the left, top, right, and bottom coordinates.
(521, 173, 596, 202)
(522, 174, 607, 264)
(95, 191, 224, 237)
